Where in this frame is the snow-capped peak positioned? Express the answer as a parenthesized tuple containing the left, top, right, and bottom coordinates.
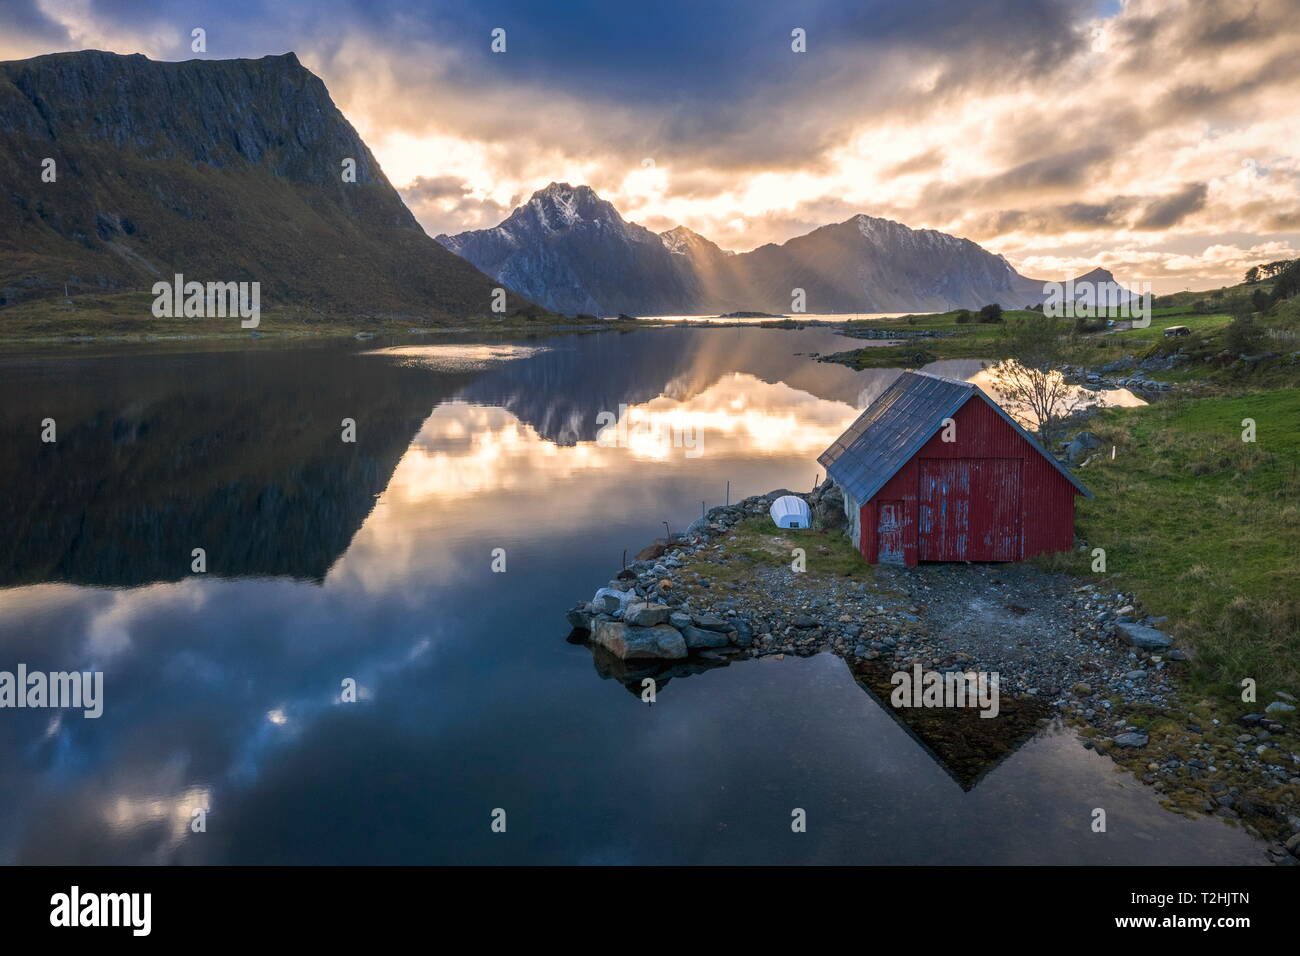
(660, 225, 700, 254)
(521, 182, 622, 232)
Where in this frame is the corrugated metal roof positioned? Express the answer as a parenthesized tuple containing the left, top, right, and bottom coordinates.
(818, 370, 1091, 502)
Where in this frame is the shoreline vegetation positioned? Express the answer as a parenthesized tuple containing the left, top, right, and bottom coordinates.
(0, 291, 852, 352)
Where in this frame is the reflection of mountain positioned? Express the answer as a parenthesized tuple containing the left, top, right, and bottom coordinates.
(455, 327, 878, 444)
(0, 346, 473, 587)
(456, 331, 694, 445)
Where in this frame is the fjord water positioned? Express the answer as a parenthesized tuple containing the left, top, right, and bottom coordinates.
(0, 327, 1260, 864)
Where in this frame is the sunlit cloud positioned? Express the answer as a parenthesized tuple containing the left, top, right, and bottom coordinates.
(2, 0, 1297, 290)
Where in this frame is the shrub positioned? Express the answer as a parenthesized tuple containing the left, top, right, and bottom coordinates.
(1224, 312, 1266, 354)
(977, 303, 1003, 323)
(1270, 258, 1300, 303)
(954, 309, 972, 324)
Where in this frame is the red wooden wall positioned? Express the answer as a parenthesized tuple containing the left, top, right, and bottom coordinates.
(856, 395, 1077, 566)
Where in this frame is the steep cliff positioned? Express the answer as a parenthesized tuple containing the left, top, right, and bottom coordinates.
(0, 50, 536, 319)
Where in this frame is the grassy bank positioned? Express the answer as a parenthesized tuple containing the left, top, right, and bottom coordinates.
(826, 306, 1251, 370)
(829, 309, 1031, 368)
(685, 515, 872, 583)
(1039, 388, 1300, 700)
(0, 290, 588, 351)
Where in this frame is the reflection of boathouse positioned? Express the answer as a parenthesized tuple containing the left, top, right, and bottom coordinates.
(844, 660, 1048, 791)
(578, 639, 1045, 791)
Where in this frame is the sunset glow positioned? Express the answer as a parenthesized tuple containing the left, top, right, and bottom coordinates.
(4, 0, 1297, 292)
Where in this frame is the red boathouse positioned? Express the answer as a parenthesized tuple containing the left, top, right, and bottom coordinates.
(818, 371, 1090, 566)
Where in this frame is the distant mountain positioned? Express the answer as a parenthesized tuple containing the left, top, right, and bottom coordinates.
(437, 183, 700, 316)
(439, 183, 1069, 316)
(0, 50, 538, 319)
(1063, 267, 1136, 302)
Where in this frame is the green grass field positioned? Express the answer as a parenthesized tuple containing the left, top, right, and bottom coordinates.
(832, 309, 1037, 367)
(1040, 389, 1300, 699)
(685, 516, 872, 582)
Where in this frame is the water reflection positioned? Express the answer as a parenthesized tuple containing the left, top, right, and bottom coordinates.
(926, 359, 1147, 422)
(573, 627, 1048, 793)
(0, 328, 1247, 865)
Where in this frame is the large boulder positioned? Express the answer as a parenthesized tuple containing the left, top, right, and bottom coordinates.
(729, 618, 754, 648)
(1116, 622, 1173, 649)
(1066, 431, 1104, 463)
(813, 482, 845, 531)
(592, 587, 635, 615)
(591, 620, 688, 660)
(625, 601, 671, 627)
(681, 625, 730, 649)
(565, 603, 593, 632)
(762, 489, 801, 503)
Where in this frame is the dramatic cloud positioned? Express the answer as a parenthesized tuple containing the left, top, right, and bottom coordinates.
(1134, 182, 1208, 231)
(2, 0, 1298, 290)
(398, 176, 513, 234)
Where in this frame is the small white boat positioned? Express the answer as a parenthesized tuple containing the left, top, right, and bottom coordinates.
(769, 495, 811, 529)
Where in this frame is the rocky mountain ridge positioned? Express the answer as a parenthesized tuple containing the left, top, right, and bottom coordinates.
(439, 182, 1077, 316)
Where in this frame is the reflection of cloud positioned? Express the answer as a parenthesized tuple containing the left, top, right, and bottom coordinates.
(963, 364, 1147, 420)
(362, 344, 551, 371)
(331, 356, 1136, 598)
(328, 372, 865, 594)
(82, 582, 209, 664)
(105, 785, 212, 859)
(856, 360, 1146, 428)
(397, 373, 856, 494)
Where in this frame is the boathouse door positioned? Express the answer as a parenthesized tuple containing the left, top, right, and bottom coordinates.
(876, 500, 905, 564)
(917, 458, 1022, 561)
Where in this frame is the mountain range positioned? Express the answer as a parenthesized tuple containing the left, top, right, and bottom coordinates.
(0, 50, 538, 319)
(438, 183, 1085, 316)
(1, 50, 1114, 324)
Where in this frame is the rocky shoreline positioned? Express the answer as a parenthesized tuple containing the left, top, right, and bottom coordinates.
(564, 484, 1300, 864)
(1058, 354, 1178, 401)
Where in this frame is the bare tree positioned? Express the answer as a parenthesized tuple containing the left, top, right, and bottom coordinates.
(987, 315, 1096, 444)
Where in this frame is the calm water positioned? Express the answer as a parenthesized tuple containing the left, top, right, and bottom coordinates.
(630, 312, 910, 323)
(0, 327, 1260, 864)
